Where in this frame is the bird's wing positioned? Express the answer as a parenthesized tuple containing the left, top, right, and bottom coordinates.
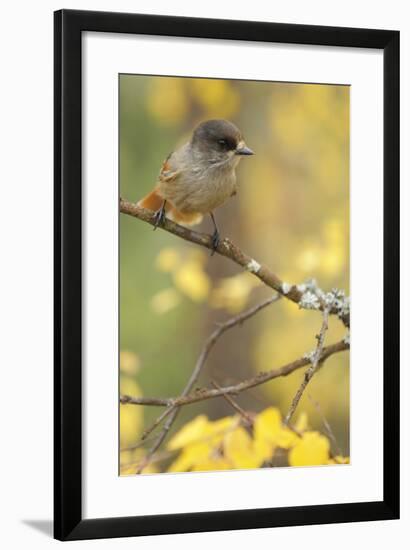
(158, 151, 181, 183)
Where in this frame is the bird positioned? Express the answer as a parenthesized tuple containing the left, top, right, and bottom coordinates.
(138, 119, 254, 254)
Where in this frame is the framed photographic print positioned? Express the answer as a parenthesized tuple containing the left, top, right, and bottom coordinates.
(54, 9, 400, 541)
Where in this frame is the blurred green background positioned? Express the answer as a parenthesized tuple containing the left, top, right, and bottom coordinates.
(119, 74, 350, 471)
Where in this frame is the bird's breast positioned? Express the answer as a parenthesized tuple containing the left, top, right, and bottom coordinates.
(181, 165, 237, 214)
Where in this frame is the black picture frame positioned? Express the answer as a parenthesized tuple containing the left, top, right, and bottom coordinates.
(54, 9, 400, 541)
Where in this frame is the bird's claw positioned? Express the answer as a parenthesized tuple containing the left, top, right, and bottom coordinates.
(210, 229, 220, 256)
(153, 205, 166, 230)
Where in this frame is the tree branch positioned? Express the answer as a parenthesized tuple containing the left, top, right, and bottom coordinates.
(120, 198, 350, 327)
(284, 307, 330, 425)
(121, 338, 348, 409)
(307, 393, 342, 456)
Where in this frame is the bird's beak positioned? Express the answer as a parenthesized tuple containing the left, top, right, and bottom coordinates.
(235, 142, 254, 156)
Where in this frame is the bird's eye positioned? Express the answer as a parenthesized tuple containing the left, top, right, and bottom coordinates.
(218, 139, 228, 147)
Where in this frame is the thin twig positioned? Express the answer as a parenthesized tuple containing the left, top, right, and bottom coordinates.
(284, 307, 330, 425)
(307, 393, 342, 456)
(140, 405, 175, 441)
(120, 199, 349, 327)
(120, 395, 173, 407)
(211, 380, 254, 427)
(121, 338, 348, 409)
(135, 410, 178, 473)
(122, 449, 175, 469)
(135, 293, 281, 473)
(120, 432, 164, 453)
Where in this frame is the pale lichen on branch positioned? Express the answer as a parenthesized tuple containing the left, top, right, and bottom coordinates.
(120, 198, 350, 327)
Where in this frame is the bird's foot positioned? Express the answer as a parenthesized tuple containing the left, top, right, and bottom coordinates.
(153, 203, 166, 230)
(210, 229, 220, 256)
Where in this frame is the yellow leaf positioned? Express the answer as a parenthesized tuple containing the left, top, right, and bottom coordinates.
(192, 457, 232, 472)
(167, 415, 209, 450)
(151, 287, 181, 314)
(224, 426, 262, 469)
(138, 463, 158, 475)
(252, 437, 274, 463)
(209, 416, 237, 432)
(167, 415, 237, 473)
(168, 441, 211, 472)
(205, 416, 238, 446)
(120, 464, 138, 476)
(120, 449, 134, 466)
(328, 455, 350, 465)
(173, 261, 210, 302)
(275, 428, 300, 449)
(253, 407, 298, 453)
(120, 462, 158, 476)
(254, 407, 282, 441)
(294, 412, 308, 432)
(288, 431, 330, 467)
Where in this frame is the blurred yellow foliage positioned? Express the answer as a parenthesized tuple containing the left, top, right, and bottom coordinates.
(272, 84, 349, 152)
(164, 407, 347, 473)
(154, 246, 211, 304)
(154, 245, 264, 312)
(147, 78, 188, 124)
(155, 247, 181, 272)
(296, 227, 345, 277)
(190, 79, 240, 119)
(210, 272, 260, 313)
(120, 350, 140, 376)
(151, 287, 181, 314)
(173, 260, 210, 302)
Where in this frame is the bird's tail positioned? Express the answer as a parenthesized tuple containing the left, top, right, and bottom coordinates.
(138, 188, 203, 227)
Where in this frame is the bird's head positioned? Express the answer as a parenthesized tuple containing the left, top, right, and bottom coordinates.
(190, 119, 254, 167)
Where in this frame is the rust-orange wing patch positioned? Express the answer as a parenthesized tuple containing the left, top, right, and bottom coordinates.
(159, 153, 180, 183)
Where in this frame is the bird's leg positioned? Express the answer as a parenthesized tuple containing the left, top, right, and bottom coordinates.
(209, 212, 220, 256)
(153, 200, 167, 230)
